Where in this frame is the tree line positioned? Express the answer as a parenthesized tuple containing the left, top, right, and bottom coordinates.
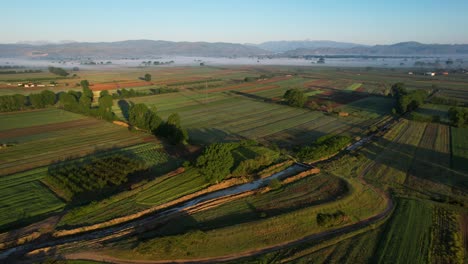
(297, 135, 351, 162)
(48, 66, 69, 77)
(0, 90, 56, 112)
(448, 107, 468, 127)
(112, 87, 178, 99)
(391, 82, 428, 114)
(126, 102, 189, 145)
(194, 141, 280, 184)
(58, 80, 115, 121)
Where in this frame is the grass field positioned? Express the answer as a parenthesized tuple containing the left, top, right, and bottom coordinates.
(374, 198, 433, 264)
(0, 142, 174, 230)
(1, 66, 467, 263)
(103, 171, 386, 260)
(58, 144, 277, 227)
(0, 108, 86, 131)
(0, 167, 64, 230)
(451, 126, 468, 173)
(0, 109, 155, 175)
(114, 89, 392, 145)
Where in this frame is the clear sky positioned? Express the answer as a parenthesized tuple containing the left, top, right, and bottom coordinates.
(2, 0, 468, 45)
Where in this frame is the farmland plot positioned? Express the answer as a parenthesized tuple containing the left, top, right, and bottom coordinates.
(375, 199, 432, 264)
(451, 126, 468, 173)
(0, 110, 154, 175)
(0, 168, 64, 230)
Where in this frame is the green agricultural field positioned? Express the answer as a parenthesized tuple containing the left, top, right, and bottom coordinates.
(374, 199, 433, 264)
(0, 109, 154, 175)
(102, 173, 387, 261)
(0, 168, 64, 230)
(361, 120, 426, 185)
(58, 144, 278, 227)
(283, 228, 382, 264)
(451, 126, 468, 173)
(337, 96, 394, 119)
(345, 83, 362, 91)
(0, 108, 85, 131)
(0, 142, 174, 230)
(115, 89, 391, 145)
(414, 103, 450, 123)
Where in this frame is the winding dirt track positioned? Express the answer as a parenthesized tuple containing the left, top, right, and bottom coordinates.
(2, 119, 398, 263)
(63, 127, 397, 264)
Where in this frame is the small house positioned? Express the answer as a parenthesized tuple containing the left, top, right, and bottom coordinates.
(338, 112, 349, 117)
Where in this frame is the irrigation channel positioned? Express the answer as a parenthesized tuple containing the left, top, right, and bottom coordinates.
(1, 117, 399, 262)
(0, 164, 309, 261)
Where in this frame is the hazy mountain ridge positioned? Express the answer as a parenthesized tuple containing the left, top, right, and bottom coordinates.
(1, 40, 468, 59)
(254, 40, 367, 53)
(0, 40, 269, 58)
(283, 41, 468, 56)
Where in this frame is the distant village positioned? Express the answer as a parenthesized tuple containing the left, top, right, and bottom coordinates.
(7, 82, 56, 88)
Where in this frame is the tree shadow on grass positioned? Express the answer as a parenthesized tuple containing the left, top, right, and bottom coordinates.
(118, 99, 130, 121)
(187, 127, 245, 145)
(360, 137, 468, 194)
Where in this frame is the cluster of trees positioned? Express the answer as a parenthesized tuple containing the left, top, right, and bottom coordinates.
(231, 147, 280, 177)
(195, 141, 280, 184)
(48, 66, 69, 76)
(391, 83, 427, 114)
(46, 153, 146, 200)
(127, 103, 188, 144)
(0, 90, 57, 112)
(283, 88, 307, 108)
(317, 210, 346, 227)
(448, 107, 468, 127)
(297, 135, 351, 162)
(0, 69, 42, 74)
(112, 87, 178, 99)
(141, 61, 174, 66)
(158, 113, 189, 145)
(196, 143, 235, 184)
(128, 103, 162, 132)
(58, 80, 115, 121)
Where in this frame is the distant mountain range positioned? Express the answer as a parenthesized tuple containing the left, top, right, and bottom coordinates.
(251, 40, 367, 53)
(0, 40, 268, 58)
(282, 41, 468, 56)
(0, 40, 468, 59)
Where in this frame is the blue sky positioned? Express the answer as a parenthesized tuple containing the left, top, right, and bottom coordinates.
(2, 0, 468, 44)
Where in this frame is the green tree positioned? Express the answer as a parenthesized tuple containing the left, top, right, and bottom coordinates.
(48, 66, 69, 76)
(283, 89, 306, 108)
(161, 113, 188, 144)
(129, 103, 149, 128)
(81, 80, 93, 103)
(98, 95, 113, 111)
(79, 94, 92, 109)
(41, 90, 56, 106)
(100, 90, 110, 97)
(196, 143, 235, 184)
(144, 73, 152, 81)
(29, 93, 45, 108)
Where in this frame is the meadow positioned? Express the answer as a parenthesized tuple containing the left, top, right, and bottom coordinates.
(0, 108, 154, 175)
(0, 142, 175, 230)
(1, 65, 467, 263)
